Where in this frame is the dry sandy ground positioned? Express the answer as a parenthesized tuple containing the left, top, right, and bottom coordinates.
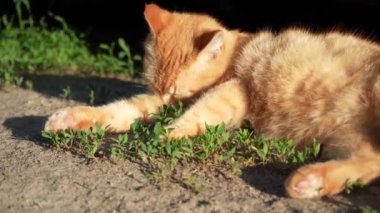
(0, 74, 379, 213)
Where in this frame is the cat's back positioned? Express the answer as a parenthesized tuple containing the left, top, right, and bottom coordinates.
(237, 29, 379, 81)
(235, 28, 380, 142)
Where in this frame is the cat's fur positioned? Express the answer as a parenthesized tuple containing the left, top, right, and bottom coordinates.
(45, 4, 380, 199)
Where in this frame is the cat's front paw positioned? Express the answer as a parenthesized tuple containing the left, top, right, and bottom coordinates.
(44, 106, 100, 132)
(167, 129, 189, 139)
(165, 125, 198, 139)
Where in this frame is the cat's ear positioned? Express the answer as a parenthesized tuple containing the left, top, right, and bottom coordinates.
(196, 30, 224, 60)
(144, 4, 171, 36)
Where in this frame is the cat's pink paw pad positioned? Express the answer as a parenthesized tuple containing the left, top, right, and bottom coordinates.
(286, 172, 324, 199)
(44, 109, 76, 132)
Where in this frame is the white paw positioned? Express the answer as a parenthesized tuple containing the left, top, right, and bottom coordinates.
(44, 108, 76, 132)
(289, 173, 324, 199)
(166, 125, 195, 139)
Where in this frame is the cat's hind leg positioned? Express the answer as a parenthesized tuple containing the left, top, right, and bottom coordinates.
(285, 139, 380, 199)
(166, 78, 248, 138)
(44, 94, 163, 133)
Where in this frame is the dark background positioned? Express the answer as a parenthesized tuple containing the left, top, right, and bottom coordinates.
(2, 0, 380, 55)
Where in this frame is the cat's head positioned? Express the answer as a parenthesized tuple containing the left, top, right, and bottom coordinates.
(143, 4, 235, 102)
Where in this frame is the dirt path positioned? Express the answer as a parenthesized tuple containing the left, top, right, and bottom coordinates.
(1, 74, 379, 213)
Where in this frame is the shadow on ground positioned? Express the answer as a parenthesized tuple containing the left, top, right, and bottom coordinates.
(241, 165, 290, 197)
(241, 164, 380, 210)
(3, 116, 50, 147)
(3, 73, 148, 147)
(24, 73, 147, 105)
(342, 183, 380, 210)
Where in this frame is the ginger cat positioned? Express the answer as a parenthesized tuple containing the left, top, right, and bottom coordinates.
(44, 4, 380, 199)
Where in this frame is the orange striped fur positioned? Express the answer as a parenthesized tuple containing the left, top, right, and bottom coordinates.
(45, 3, 380, 199)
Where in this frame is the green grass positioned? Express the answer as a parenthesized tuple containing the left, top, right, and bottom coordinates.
(41, 123, 105, 158)
(183, 174, 205, 193)
(59, 86, 72, 99)
(361, 206, 379, 213)
(42, 102, 321, 183)
(0, 0, 140, 86)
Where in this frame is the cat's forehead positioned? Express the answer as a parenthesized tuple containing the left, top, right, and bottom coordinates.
(155, 14, 222, 59)
(157, 16, 198, 43)
(161, 14, 220, 37)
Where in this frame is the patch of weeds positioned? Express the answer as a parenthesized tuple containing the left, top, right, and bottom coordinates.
(183, 174, 205, 193)
(59, 86, 72, 99)
(361, 206, 378, 213)
(82, 181, 92, 189)
(41, 129, 75, 149)
(14, 76, 24, 86)
(42, 123, 106, 158)
(42, 102, 321, 189)
(144, 159, 178, 188)
(344, 179, 364, 194)
(194, 124, 230, 161)
(144, 168, 168, 185)
(229, 159, 242, 175)
(23, 79, 33, 89)
(88, 89, 95, 105)
(228, 132, 320, 168)
(152, 102, 183, 124)
(107, 133, 129, 162)
(278, 138, 320, 165)
(0, 0, 140, 86)
(75, 124, 105, 158)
